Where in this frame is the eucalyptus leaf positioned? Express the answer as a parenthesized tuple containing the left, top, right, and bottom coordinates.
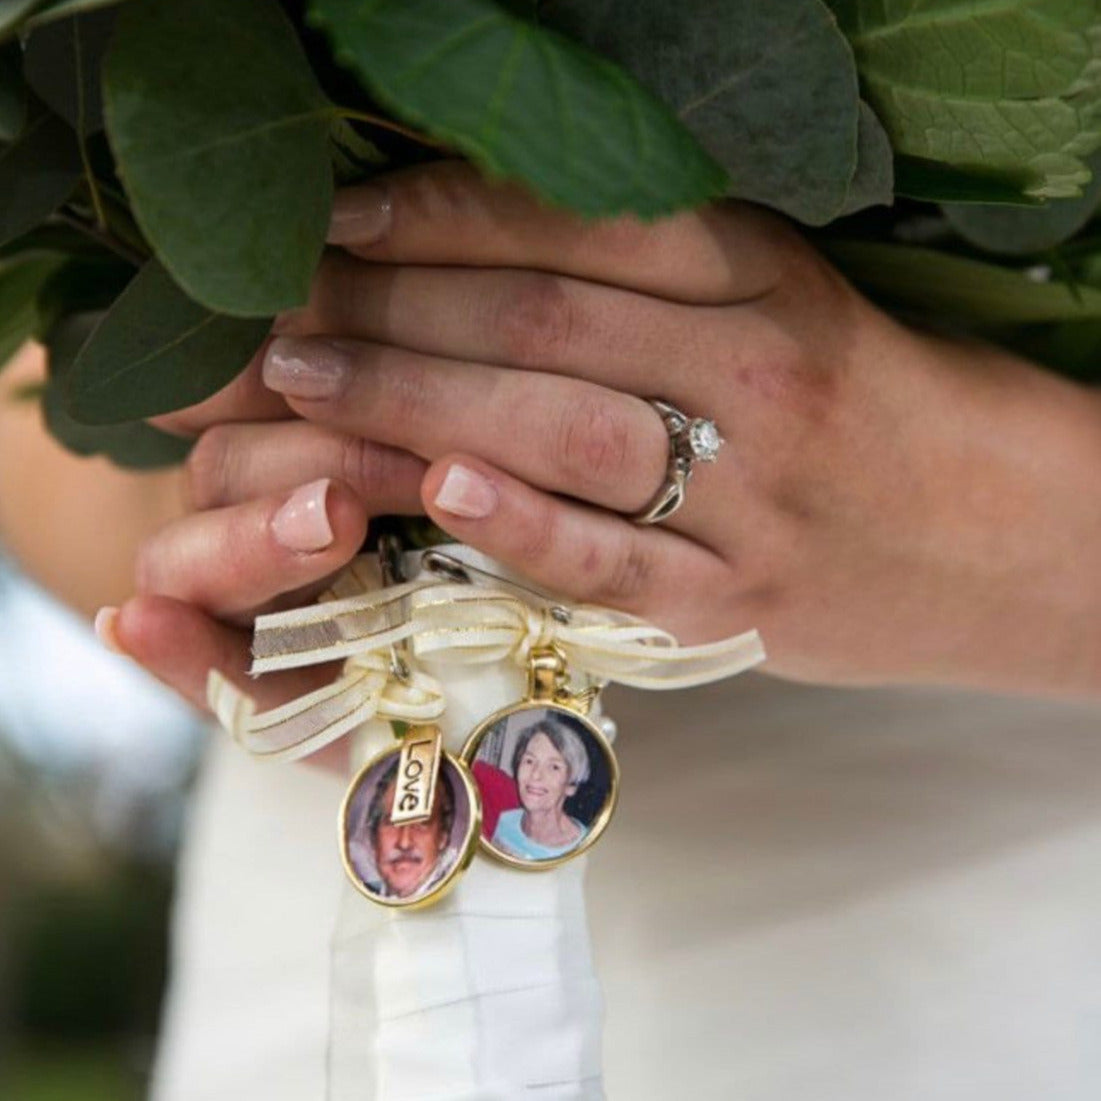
(37, 250, 133, 329)
(0, 0, 44, 41)
(0, 41, 26, 140)
(943, 154, 1101, 256)
(330, 115, 385, 185)
(0, 250, 68, 371)
(65, 259, 270, 424)
(0, 221, 113, 258)
(309, 0, 727, 218)
(0, 97, 82, 248)
(836, 100, 894, 217)
(824, 239, 1101, 324)
(104, 0, 334, 317)
(830, 0, 1101, 201)
(23, 0, 125, 30)
(541, 0, 872, 224)
(45, 310, 193, 468)
(24, 6, 117, 133)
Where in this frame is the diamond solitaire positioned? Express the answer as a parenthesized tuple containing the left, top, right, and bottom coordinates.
(687, 418, 722, 463)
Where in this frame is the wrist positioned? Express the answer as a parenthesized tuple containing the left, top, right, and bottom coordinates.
(918, 334, 1101, 700)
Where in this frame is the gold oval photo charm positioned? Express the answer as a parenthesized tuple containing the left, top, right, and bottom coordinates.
(461, 652, 620, 871)
(340, 726, 480, 910)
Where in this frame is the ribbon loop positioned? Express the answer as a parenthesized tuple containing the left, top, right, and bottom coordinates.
(206, 556, 766, 761)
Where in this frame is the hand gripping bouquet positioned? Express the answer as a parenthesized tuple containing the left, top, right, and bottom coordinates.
(4, 0, 1101, 1095)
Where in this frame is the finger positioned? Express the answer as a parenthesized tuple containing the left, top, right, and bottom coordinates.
(261, 338, 672, 514)
(323, 160, 787, 305)
(422, 454, 733, 642)
(136, 478, 368, 621)
(148, 336, 291, 438)
(107, 595, 338, 715)
(273, 254, 725, 389)
(186, 421, 427, 511)
(105, 596, 347, 772)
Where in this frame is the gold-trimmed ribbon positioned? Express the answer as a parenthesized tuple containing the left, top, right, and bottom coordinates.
(207, 567, 766, 763)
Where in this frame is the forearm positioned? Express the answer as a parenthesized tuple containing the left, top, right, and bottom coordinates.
(0, 342, 186, 619)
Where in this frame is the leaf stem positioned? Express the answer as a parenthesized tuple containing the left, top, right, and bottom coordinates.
(334, 105, 446, 150)
(54, 206, 146, 267)
(73, 20, 107, 232)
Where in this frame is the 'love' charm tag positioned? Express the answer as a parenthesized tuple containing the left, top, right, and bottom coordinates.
(389, 724, 443, 826)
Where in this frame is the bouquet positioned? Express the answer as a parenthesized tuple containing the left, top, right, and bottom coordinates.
(1, 0, 1100, 474)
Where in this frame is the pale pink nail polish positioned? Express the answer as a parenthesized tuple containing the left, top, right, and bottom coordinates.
(263, 337, 349, 399)
(328, 183, 393, 245)
(433, 464, 498, 519)
(94, 606, 124, 654)
(272, 479, 334, 552)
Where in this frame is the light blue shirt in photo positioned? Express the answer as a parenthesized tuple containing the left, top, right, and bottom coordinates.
(491, 809, 588, 861)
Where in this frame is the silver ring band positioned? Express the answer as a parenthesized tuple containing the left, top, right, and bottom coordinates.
(632, 399, 723, 526)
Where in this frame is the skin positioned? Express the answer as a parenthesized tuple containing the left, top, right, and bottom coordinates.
(514, 731, 581, 848)
(4, 162, 1101, 739)
(372, 779, 449, 898)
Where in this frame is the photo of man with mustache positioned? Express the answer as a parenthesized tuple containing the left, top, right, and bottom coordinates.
(359, 760, 458, 901)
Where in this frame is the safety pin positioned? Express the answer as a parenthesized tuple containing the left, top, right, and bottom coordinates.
(421, 549, 573, 625)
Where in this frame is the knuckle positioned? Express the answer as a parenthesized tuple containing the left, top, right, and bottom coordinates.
(596, 532, 654, 603)
(184, 426, 234, 510)
(396, 161, 486, 226)
(339, 435, 387, 506)
(556, 394, 633, 488)
(495, 273, 578, 366)
(379, 354, 440, 425)
(516, 502, 559, 567)
(727, 318, 839, 425)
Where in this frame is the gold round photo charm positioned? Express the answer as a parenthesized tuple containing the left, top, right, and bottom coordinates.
(340, 724, 481, 910)
(461, 648, 620, 871)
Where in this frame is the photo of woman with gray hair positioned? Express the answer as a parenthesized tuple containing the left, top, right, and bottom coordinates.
(480, 709, 610, 864)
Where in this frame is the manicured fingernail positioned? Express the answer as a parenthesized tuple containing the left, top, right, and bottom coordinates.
(263, 337, 349, 399)
(94, 606, 124, 654)
(328, 183, 392, 245)
(433, 464, 498, 519)
(272, 479, 334, 552)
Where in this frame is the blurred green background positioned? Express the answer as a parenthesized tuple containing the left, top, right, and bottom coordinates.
(0, 556, 200, 1100)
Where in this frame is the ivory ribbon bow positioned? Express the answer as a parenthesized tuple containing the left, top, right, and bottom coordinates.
(207, 569, 766, 763)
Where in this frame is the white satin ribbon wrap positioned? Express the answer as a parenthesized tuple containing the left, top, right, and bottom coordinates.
(206, 555, 765, 764)
(204, 548, 766, 1099)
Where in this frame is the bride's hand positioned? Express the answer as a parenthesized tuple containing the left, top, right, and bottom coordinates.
(111, 161, 1101, 709)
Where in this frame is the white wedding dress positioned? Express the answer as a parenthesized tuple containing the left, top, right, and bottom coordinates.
(152, 672, 1101, 1101)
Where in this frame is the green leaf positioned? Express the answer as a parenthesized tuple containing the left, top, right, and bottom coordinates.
(23, 0, 125, 30)
(36, 249, 133, 328)
(309, 0, 728, 219)
(330, 115, 385, 185)
(1006, 318, 1101, 382)
(23, 6, 117, 133)
(104, 0, 333, 317)
(943, 154, 1101, 255)
(0, 97, 81, 248)
(65, 259, 270, 424)
(830, 0, 1101, 201)
(0, 41, 26, 141)
(541, 0, 873, 225)
(836, 100, 895, 217)
(44, 310, 193, 468)
(0, 0, 45, 41)
(823, 239, 1101, 324)
(893, 155, 1046, 205)
(0, 250, 68, 371)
